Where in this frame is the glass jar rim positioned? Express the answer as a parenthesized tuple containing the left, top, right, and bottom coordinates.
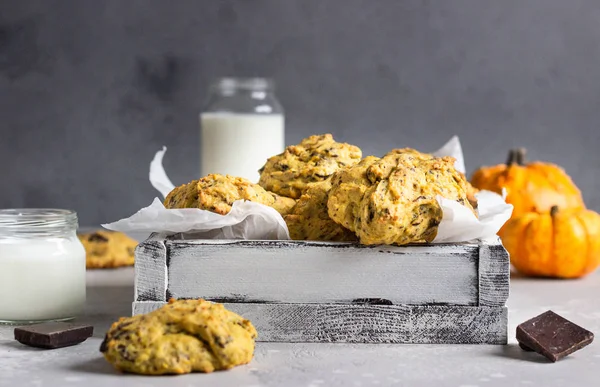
(211, 77, 275, 92)
(0, 209, 78, 233)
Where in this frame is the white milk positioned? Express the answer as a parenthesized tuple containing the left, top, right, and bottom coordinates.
(201, 113, 284, 182)
(0, 237, 86, 322)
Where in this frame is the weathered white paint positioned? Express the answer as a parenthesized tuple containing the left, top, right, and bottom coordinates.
(478, 242, 510, 306)
(133, 236, 509, 344)
(165, 241, 480, 305)
(133, 301, 507, 344)
(134, 233, 168, 302)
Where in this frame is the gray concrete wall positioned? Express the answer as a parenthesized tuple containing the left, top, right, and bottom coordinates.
(2, 0, 598, 226)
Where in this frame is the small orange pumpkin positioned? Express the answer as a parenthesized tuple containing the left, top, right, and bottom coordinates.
(470, 148, 584, 218)
(500, 206, 600, 278)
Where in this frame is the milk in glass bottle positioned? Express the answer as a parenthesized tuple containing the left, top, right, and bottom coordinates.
(200, 78, 285, 182)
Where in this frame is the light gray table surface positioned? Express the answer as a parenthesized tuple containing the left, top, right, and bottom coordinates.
(1, 268, 598, 387)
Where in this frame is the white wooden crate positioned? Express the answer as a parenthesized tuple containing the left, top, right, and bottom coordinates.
(133, 235, 509, 344)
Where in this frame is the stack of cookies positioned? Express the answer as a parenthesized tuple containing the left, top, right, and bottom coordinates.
(164, 133, 478, 246)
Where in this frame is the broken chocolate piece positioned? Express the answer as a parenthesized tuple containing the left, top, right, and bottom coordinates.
(14, 322, 93, 349)
(516, 310, 594, 362)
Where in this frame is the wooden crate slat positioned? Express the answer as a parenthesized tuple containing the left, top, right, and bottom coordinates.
(134, 233, 168, 302)
(132, 301, 507, 344)
(164, 240, 480, 306)
(478, 238, 510, 307)
(133, 237, 510, 344)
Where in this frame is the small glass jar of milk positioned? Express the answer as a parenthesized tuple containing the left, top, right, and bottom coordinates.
(200, 77, 285, 182)
(0, 209, 86, 324)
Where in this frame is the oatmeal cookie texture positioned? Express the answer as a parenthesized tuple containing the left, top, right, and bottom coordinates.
(258, 134, 362, 199)
(100, 299, 257, 375)
(269, 192, 297, 216)
(328, 150, 473, 245)
(163, 174, 293, 216)
(284, 179, 357, 241)
(78, 230, 137, 269)
(327, 156, 381, 232)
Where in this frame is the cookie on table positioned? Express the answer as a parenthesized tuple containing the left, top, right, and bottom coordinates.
(100, 299, 257, 375)
(163, 174, 293, 216)
(78, 230, 137, 269)
(284, 179, 357, 242)
(258, 134, 362, 199)
(328, 150, 473, 245)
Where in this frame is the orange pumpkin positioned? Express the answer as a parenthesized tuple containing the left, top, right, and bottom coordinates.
(500, 206, 600, 278)
(470, 148, 584, 218)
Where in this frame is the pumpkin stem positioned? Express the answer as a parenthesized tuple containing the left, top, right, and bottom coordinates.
(550, 205, 559, 216)
(506, 148, 527, 166)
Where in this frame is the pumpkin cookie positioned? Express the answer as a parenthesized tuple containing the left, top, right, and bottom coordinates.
(270, 193, 296, 216)
(328, 150, 473, 245)
(284, 179, 357, 242)
(258, 134, 362, 199)
(78, 230, 137, 269)
(327, 156, 381, 232)
(164, 174, 292, 216)
(100, 299, 257, 375)
(382, 150, 479, 208)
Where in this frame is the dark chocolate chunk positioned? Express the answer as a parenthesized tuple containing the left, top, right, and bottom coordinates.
(14, 322, 93, 349)
(516, 310, 594, 362)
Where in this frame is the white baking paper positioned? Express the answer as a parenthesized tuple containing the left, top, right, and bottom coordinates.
(434, 189, 512, 243)
(103, 197, 289, 242)
(432, 135, 466, 174)
(430, 136, 513, 242)
(103, 147, 290, 242)
(103, 136, 512, 243)
(149, 146, 175, 198)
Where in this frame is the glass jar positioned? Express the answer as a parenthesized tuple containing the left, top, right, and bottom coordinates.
(0, 209, 86, 324)
(200, 77, 285, 182)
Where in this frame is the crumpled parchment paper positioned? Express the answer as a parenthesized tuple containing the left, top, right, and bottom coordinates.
(103, 136, 512, 243)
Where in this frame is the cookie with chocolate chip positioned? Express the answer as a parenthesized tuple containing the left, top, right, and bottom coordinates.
(284, 178, 357, 242)
(258, 134, 362, 199)
(163, 174, 294, 216)
(100, 299, 257, 375)
(328, 150, 474, 245)
(78, 230, 137, 269)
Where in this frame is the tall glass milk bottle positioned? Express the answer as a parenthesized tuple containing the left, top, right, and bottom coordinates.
(200, 78, 285, 182)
